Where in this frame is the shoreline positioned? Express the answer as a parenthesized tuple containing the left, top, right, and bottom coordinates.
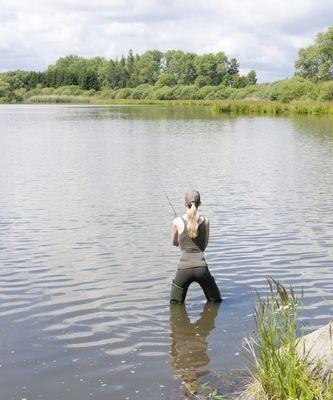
(14, 97, 333, 116)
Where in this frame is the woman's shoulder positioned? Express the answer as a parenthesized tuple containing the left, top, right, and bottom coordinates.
(199, 215, 209, 224)
(173, 216, 184, 226)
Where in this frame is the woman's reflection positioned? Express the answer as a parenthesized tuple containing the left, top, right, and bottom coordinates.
(169, 302, 220, 394)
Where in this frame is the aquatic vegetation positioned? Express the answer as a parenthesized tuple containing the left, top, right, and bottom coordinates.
(242, 279, 333, 400)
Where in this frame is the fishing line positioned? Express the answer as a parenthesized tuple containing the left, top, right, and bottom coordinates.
(160, 182, 177, 217)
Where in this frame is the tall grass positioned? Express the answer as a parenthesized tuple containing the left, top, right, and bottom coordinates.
(243, 279, 333, 400)
(212, 100, 333, 116)
(26, 95, 92, 103)
(24, 94, 333, 116)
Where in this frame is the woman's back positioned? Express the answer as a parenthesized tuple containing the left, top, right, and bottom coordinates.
(179, 217, 206, 253)
(178, 217, 207, 269)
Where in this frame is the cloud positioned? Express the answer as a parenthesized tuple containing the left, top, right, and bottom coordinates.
(0, 0, 332, 81)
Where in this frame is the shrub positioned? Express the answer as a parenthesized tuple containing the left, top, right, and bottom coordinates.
(131, 84, 153, 99)
(195, 86, 215, 100)
(262, 78, 319, 103)
(97, 88, 116, 99)
(172, 84, 197, 99)
(319, 81, 333, 101)
(40, 87, 55, 95)
(195, 75, 212, 88)
(150, 86, 175, 100)
(206, 86, 236, 100)
(114, 88, 133, 99)
(155, 73, 176, 88)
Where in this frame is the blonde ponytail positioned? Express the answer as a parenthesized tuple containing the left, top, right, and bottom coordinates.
(186, 201, 200, 238)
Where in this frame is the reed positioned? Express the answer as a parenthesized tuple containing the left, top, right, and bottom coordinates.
(26, 95, 92, 104)
(212, 100, 333, 116)
(25, 95, 333, 116)
(243, 279, 333, 400)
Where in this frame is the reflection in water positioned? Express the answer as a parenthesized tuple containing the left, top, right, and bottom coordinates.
(169, 303, 220, 394)
(1, 106, 333, 399)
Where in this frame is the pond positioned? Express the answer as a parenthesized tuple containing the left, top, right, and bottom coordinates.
(0, 104, 333, 399)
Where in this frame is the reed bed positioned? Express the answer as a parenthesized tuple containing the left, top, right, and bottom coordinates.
(26, 95, 92, 104)
(25, 95, 333, 116)
(212, 100, 333, 116)
(243, 279, 333, 400)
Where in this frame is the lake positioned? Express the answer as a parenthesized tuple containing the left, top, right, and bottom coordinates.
(0, 104, 333, 399)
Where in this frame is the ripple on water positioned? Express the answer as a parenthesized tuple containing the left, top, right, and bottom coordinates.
(0, 106, 333, 399)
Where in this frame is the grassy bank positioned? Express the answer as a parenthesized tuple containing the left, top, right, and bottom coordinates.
(25, 95, 333, 116)
(242, 279, 333, 400)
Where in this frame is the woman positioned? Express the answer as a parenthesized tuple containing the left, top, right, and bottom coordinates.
(170, 190, 222, 304)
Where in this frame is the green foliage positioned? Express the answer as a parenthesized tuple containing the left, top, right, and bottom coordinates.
(150, 86, 174, 100)
(0, 49, 255, 102)
(246, 70, 257, 85)
(130, 84, 153, 99)
(134, 50, 163, 85)
(155, 72, 176, 87)
(318, 81, 333, 101)
(195, 75, 211, 88)
(243, 279, 333, 400)
(162, 50, 197, 84)
(261, 77, 319, 102)
(3, 32, 333, 105)
(195, 52, 229, 85)
(171, 84, 197, 100)
(114, 88, 133, 99)
(195, 85, 215, 99)
(295, 26, 333, 82)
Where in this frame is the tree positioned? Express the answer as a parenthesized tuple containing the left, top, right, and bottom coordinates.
(227, 58, 239, 76)
(162, 50, 197, 84)
(295, 26, 333, 82)
(246, 70, 257, 85)
(80, 68, 100, 90)
(134, 50, 163, 85)
(195, 52, 229, 85)
(156, 72, 176, 87)
(194, 75, 211, 87)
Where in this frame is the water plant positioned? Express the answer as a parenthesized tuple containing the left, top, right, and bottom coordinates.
(242, 278, 333, 400)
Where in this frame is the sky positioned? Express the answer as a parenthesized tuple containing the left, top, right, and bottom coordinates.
(0, 0, 332, 82)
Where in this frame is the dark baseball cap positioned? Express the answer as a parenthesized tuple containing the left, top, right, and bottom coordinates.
(185, 190, 201, 206)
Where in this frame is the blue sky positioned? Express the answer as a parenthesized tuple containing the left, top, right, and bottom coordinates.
(0, 0, 332, 82)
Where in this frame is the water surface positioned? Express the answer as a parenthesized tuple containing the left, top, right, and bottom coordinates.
(1, 104, 333, 399)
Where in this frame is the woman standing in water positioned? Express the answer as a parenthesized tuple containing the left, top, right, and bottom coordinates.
(170, 190, 222, 304)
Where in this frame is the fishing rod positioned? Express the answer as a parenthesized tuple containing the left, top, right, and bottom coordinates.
(160, 183, 177, 217)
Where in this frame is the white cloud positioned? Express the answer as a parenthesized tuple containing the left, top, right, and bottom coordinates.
(0, 0, 332, 81)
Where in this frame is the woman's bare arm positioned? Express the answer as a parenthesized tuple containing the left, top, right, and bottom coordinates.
(203, 217, 209, 250)
(172, 218, 179, 247)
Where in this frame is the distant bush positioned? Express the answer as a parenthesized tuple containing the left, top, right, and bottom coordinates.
(131, 84, 153, 99)
(40, 87, 55, 95)
(232, 84, 261, 100)
(262, 77, 319, 102)
(155, 73, 176, 88)
(114, 88, 133, 99)
(13, 88, 27, 102)
(150, 86, 175, 100)
(97, 88, 115, 99)
(206, 86, 236, 100)
(195, 86, 215, 99)
(172, 85, 197, 99)
(53, 86, 84, 96)
(318, 81, 333, 101)
(195, 76, 212, 88)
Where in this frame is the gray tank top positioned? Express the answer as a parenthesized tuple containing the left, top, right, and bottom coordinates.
(178, 217, 208, 269)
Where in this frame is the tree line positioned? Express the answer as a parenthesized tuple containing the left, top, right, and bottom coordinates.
(1, 49, 257, 94)
(0, 26, 332, 103)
